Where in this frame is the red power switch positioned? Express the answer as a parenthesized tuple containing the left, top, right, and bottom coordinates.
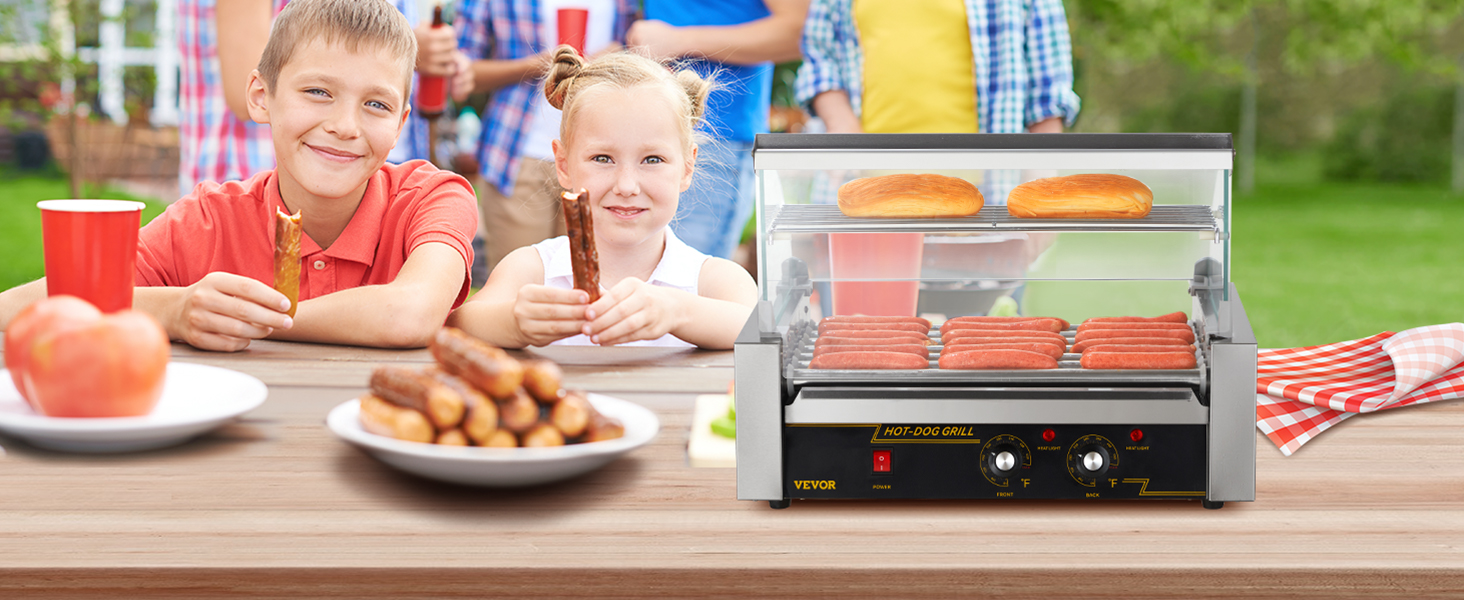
(872, 449, 892, 473)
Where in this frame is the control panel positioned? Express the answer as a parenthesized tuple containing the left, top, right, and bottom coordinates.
(784, 424, 1206, 500)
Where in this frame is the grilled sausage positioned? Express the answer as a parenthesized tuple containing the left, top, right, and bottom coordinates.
(583, 411, 626, 443)
(357, 393, 435, 444)
(939, 341, 1065, 360)
(521, 359, 564, 404)
(1074, 328, 1195, 344)
(1081, 351, 1197, 370)
(812, 343, 929, 357)
(425, 367, 498, 445)
(1082, 311, 1189, 324)
(560, 189, 601, 303)
(435, 429, 470, 446)
(818, 321, 930, 335)
(522, 423, 567, 447)
(551, 389, 593, 438)
(273, 208, 303, 318)
(941, 317, 1066, 334)
(938, 349, 1059, 370)
(368, 365, 466, 430)
(1070, 337, 1193, 353)
(497, 389, 540, 434)
(483, 429, 519, 448)
(810, 351, 930, 370)
(821, 315, 932, 329)
(430, 327, 525, 399)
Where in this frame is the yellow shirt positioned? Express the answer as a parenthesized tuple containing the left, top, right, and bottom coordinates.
(854, 0, 979, 134)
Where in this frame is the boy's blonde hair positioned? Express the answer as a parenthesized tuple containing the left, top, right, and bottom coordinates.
(256, 0, 417, 100)
(544, 46, 713, 157)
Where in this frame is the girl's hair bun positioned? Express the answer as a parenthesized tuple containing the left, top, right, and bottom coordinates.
(544, 44, 586, 110)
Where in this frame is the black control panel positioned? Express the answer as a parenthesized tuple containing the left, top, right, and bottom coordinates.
(784, 424, 1206, 500)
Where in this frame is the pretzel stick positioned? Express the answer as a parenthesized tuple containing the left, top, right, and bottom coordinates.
(560, 189, 600, 302)
(273, 207, 303, 317)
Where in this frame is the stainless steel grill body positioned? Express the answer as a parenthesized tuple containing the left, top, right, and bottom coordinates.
(735, 133, 1256, 509)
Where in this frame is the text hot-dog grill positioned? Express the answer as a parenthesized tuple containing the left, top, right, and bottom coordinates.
(734, 133, 1256, 509)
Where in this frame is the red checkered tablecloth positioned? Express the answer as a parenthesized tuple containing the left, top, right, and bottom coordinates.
(1256, 323, 1464, 455)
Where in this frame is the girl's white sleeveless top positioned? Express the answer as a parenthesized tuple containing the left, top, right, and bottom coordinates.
(533, 228, 708, 348)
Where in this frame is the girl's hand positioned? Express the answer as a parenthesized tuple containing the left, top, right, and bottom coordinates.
(583, 278, 687, 346)
(513, 284, 591, 347)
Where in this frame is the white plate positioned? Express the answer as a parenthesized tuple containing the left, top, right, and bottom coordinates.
(327, 393, 659, 487)
(0, 363, 268, 453)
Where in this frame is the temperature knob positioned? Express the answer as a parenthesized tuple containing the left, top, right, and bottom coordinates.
(1065, 434, 1119, 487)
(1076, 447, 1109, 478)
(980, 434, 1031, 487)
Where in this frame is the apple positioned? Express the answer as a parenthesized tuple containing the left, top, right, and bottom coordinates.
(24, 309, 170, 418)
(4, 296, 102, 406)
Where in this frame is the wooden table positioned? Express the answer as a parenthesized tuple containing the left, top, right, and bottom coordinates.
(2, 339, 1463, 598)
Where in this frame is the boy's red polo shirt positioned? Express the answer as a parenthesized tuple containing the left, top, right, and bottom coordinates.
(136, 160, 478, 307)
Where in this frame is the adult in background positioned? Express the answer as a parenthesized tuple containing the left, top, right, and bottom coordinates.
(628, 0, 809, 260)
(454, 0, 636, 275)
(794, 0, 1080, 316)
(178, 0, 469, 196)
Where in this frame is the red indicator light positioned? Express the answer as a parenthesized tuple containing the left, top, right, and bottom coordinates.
(1130, 428, 1144, 442)
(1042, 429, 1056, 442)
(872, 450, 892, 473)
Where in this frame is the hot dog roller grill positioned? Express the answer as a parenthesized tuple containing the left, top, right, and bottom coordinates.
(734, 133, 1256, 509)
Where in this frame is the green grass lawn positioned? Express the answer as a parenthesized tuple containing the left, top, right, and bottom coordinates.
(0, 169, 166, 290)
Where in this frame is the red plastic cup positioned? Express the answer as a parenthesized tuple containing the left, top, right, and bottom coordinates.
(38, 200, 145, 313)
(557, 8, 589, 55)
(829, 232, 925, 317)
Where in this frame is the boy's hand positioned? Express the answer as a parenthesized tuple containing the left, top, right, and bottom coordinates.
(169, 272, 293, 352)
(513, 284, 591, 347)
(582, 278, 686, 346)
(414, 22, 459, 77)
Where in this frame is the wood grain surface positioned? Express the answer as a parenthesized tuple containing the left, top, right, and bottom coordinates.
(1, 339, 1462, 598)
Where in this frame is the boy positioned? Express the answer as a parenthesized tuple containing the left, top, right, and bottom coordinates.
(0, 0, 478, 351)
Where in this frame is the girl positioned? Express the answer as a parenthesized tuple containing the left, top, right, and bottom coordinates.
(446, 47, 757, 349)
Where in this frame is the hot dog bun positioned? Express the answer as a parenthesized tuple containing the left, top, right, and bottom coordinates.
(1006, 174, 1153, 219)
(837, 173, 983, 218)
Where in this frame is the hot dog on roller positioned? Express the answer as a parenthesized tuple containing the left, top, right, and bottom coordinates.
(939, 342, 1065, 360)
(814, 344, 929, 357)
(810, 351, 931, 370)
(1074, 328, 1195, 344)
(939, 349, 1059, 370)
(1080, 351, 1197, 370)
(1070, 337, 1192, 354)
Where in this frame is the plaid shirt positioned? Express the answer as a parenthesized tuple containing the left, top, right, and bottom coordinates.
(794, 0, 1080, 133)
(456, 0, 636, 196)
(178, 0, 428, 196)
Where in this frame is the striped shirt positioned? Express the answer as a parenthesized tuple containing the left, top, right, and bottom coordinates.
(794, 0, 1080, 134)
(177, 0, 430, 197)
(455, 0, 637, 197)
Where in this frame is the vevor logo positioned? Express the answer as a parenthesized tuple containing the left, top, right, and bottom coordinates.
(793, 480, 836, 490)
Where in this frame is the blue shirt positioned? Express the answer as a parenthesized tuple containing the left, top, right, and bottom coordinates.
(644, 0, 772, 143)
(795, 0, 1081, 133)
